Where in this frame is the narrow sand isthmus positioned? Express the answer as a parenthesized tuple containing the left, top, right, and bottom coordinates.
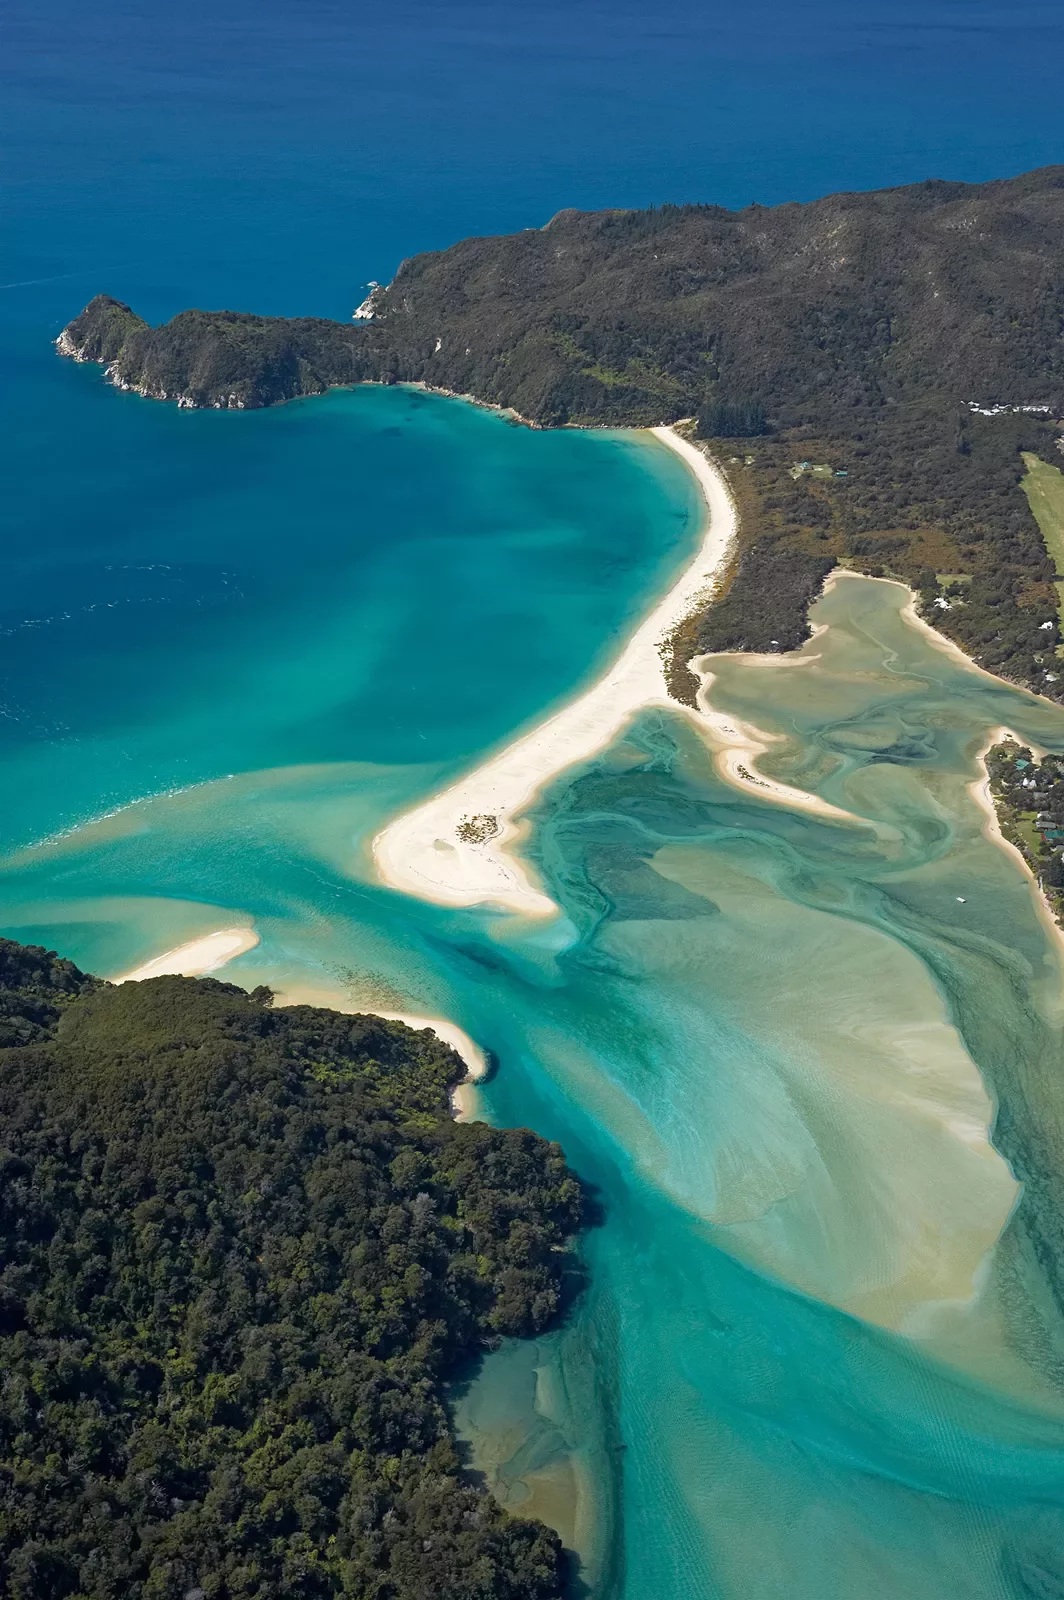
(372, 428, 735, 915)
(372, 426, 861, 917)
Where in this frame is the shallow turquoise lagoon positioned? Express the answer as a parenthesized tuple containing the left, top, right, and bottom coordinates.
(1, 379, 701, 853)
(6, 392, 1064, 1598)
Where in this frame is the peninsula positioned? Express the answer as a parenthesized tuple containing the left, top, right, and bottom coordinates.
(985, 738, 1064, 929)
(59, 166, 1064, 702)
(0, 938, 584, 1599)
(373, 427, 864, 916)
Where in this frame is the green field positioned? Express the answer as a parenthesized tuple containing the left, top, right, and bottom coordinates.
(1014, 811, 1045, 857)
(1022, 451, 1064, 629)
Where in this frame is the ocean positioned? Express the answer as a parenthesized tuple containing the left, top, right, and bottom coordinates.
(6, 2, 1064, 1595)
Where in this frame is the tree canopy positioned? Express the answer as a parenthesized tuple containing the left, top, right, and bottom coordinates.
(59, 165, 1064, 696)
(0, 942, 584, 1600)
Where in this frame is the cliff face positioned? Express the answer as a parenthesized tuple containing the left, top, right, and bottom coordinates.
(368, 166, 1064, 428)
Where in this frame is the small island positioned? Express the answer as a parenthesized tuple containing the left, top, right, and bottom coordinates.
(0, 939, 584, 1599)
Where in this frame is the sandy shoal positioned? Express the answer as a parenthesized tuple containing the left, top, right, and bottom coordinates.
(371, 426, 870, 917)
(113, 927, 260, 983)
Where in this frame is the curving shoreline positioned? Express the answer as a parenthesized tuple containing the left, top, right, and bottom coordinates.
(967, 726, 1064, 959)
(340, 1004, 488, 1120)
(113, 936, 489, 1120)
(371, 426, 738, 916)
(269, 982, 489, 1120)
(684, 660, 867, 828)
(371, 427, 869, 918)
(113, 926, 260, 982)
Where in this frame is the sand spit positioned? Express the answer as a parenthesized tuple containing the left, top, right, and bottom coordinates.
(113, 926, 260, 982)
(372, 426, 872, 916)
(372, 427, 737, 916)
(968, 727, 1064, 959)
(684, 664, 865, 826)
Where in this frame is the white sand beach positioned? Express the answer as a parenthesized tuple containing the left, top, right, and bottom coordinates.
(377, 1010, 487, 1120)
(967, 727, 1064, 958)
(115, 934, 488, 1122)
(372, 427, 738, 915)
(370, 1006, 487, 1112)
(372, 425, 868, 917)
(270, 980, 488, 1121)
(113, 926, 260, 982)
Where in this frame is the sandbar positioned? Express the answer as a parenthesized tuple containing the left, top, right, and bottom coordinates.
(113, 926, 260, 983)
(372, 426, 874, 916)
(372, 427, 738, 916)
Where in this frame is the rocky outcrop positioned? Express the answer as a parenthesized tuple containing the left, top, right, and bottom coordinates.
(58, 300, 378, 409)
(56, 293, 148, 364)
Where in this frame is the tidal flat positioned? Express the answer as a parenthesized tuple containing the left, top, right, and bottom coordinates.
(5, 402, 1064, 1595)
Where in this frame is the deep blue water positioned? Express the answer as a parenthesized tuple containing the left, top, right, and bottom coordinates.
(4, 0, 1064, 328)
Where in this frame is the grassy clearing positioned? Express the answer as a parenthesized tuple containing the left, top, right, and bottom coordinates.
(1022, 452, 1064, 628)
(1014, 812, 1044, 856)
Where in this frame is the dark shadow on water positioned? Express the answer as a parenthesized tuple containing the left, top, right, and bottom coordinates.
(443, 1179, 609, 1598)
(562, 1552, 594, 1598)
(478, 1046, 500, 1088)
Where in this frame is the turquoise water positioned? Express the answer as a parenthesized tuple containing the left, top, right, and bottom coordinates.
(7, 395, 1064, 1593)
(454, 577, 1064, 1598)
(9, 2, 1064, 1591)
(0, 381, 699, 855)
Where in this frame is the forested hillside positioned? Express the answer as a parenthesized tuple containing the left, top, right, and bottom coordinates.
(59, 166, 1064, 696)
(0, 940, 583, 1600)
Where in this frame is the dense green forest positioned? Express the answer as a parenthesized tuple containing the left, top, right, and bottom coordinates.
(683, 405, 1062, 705)
(0, 940, 584, 1599)
(59, 304, 370, 411)
(59, 166, 1064, 695)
